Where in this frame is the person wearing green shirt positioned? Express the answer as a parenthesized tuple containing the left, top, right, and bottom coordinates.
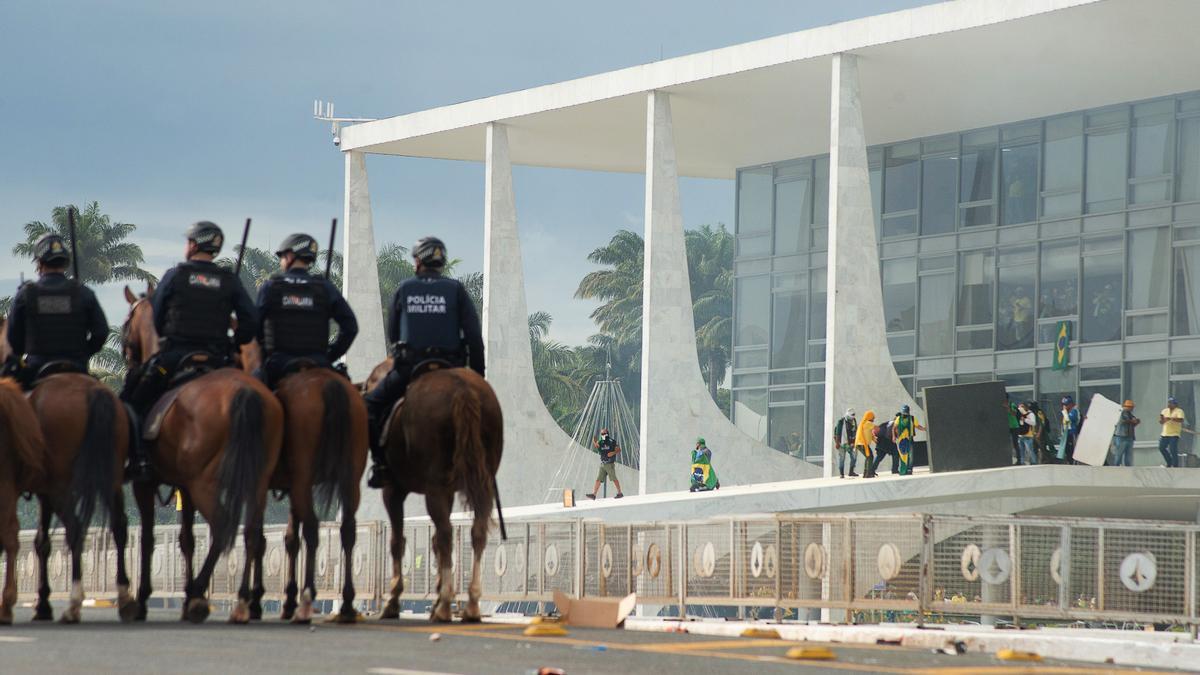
(1005, 393, 1021, 465)
(891, 405, 925, 476)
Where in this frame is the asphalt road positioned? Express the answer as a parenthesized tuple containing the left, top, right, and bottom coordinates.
(0, 605, 1185, 675)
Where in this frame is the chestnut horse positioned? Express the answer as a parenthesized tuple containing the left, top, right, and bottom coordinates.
(371, 362, 503, 623)
(0, 319, 133, 624)
(122, 285, 283, 623)
(0, 376, 44, 625)
(240, 341, 367, 623)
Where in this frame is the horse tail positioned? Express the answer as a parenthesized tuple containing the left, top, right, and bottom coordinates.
(0, 379, 44, 485)
(451, 380, 492, 519)
(69, 387, 117, 542)
(313, 377, 354, 515)
(212, 387, 265, 554)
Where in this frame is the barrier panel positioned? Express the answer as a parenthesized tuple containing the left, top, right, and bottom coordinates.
(8, 514, 1198, 627)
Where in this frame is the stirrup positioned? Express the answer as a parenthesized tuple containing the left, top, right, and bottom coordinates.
(367, 463, 391, 489)
(124, 458, 153, 483)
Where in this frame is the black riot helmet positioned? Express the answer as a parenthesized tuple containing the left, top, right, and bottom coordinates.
(275, 233, 320, 263)
(185, 221, 225, 254)
(412, 236, 447, 269)
(34, 234, 71, 267)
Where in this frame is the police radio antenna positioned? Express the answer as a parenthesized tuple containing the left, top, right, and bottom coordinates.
(67, 206, 80, 280)
(313, 100, 377, 148)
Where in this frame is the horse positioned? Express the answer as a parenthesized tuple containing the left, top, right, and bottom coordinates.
(372, 363, 503, 623)
(0, 372, 45, 625)
(0, 317, 134, 624)
(239, 341, 367, 623)
(122, 284, 284, 623)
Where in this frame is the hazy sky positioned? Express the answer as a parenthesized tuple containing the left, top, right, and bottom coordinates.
(0, 0, 929, 344)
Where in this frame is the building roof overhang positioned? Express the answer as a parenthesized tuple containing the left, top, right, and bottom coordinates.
(341, 0, 1200, 179)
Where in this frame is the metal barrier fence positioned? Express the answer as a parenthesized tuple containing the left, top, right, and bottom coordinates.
(10, 514, 1199, 626)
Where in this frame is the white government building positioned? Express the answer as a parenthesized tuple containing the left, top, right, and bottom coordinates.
(335, 0, 1200, 520)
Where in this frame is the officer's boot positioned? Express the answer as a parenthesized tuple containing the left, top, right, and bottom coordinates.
(122, 404, 153, 483)
(365, 403, 392, 489)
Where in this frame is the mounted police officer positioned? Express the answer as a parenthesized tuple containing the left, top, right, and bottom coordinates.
(121, 221, 258, 422)
(364, 236, 484, 488)
(255, 233, 358, 388)
(3, 234, 108, 388)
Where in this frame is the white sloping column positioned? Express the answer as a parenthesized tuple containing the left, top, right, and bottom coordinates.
(483, 122, 606, 506)
(342, 151, 387, 381)
(639, 91, 819, 495)
(822, 54, 923, 478)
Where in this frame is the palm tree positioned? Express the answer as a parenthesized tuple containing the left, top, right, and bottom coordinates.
(13, 202, 156, 285)
(216, 244, 278, 292)
(0, 295, 11, 318)
(687, 224, 735, 401)
(575, 230, 644, 346)
(91, 327, 127, 391)
(528, 311, 585, 424)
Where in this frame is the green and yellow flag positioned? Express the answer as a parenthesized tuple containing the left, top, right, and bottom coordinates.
(1052, 320, 1071, 371)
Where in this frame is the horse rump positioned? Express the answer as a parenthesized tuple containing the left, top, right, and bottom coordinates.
(212, 387, 266, 553)
(313, 376, 355, 515)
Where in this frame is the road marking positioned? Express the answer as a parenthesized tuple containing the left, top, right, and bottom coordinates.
(367, 669, 460, 675)
(630, 638, 791, 652)
(915, 668, 1177, 675)
(0, 636, 36, 643)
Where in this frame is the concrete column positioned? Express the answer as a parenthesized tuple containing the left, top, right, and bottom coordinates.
(640, 91, 818, 495)
(822, 54, 922, 478)
(341, 151, 387, 381)
(483, 122, 602, 505)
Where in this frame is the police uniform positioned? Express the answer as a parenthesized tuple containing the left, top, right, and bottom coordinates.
(256, 267, 357, 388)
(5, 271, 108, 385)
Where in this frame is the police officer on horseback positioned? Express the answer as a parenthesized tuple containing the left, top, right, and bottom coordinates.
(255, 233, 358, 388)
(121, 221, 258, 429)
(3, 234, 108, 388)
(364, 236, 484, 488)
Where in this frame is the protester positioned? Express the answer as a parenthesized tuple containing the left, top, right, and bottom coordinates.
(690, 437, 720, 491)
(854, 410, 877, 478)
(1057, 396, 1081, 464)
(833, 408, 858, 478)
(1031, 401, 1053, 464)
(1017, 402, 1038, 465)
(1109, 400, 1139, 467)
(1005, 394, 1022, 465)
(586, 427, 623, 499)
(872, 417, 899, 475)
(891, 404, 924, 475)
(1158, 397, 1186, 468)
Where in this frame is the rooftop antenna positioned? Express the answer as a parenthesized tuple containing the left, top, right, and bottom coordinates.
(313, 100, 377, 148)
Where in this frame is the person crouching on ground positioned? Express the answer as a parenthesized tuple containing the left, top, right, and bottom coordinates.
(855, 410, 877, 478)
(586, 427, 623, 499)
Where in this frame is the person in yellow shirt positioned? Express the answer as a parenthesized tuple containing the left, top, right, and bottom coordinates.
(855, 410, 877, 478)
(1158, 397, 1186, 467)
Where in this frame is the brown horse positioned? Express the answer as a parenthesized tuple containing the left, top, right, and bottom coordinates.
(0, 376, 45, 625)
(240, 342, 367, 623)
(0, 318, 134, 624)
(374, 364, 503, 623)
(122, 284, 283, 623)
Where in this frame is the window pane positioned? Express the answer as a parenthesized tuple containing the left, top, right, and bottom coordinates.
(732, 389, 767, 443)
(769, 405, 806, 457)
(1171, 380, 1200, 457)
(773, 178, 810, 255)
(1081, 251, 1123, 343)
(882, 258, 916, 332)
(919, 273, 954, 356)
(884, 143, 919, 213)
(735, 276, 770, 346)
(813, 157, 829, 227)
(806, 384, 824, 462)
(921, 155, 957, 234)
(1174, 246, 1200, 336)
(1127, 361, 1167, 439)
(1043, 116, 1083, 216)
(1079, 383, 1121, 417)
(1086, 129, 1128, 213)
(882, 215, 917, 239)
(957, 250, 994, 326)
(771, 290, 806, 368)
(1128, 228, 1170, 310)
(1040, 240, 1079, 318)
(1001, 144, 1039, 225)
(997, 262, 1036, 350)
(1181, 117, 1200, 202)
(960, 138, 996, 204)
(737, 235, 770, 257)
(737, 168, 772, 234)
(1132, 117, 1171, 179)
(809, 269, 827, 341)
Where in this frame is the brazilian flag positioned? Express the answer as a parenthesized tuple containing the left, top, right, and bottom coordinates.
(1052, 321, 1071, 371)
(690, 450, 719, 490)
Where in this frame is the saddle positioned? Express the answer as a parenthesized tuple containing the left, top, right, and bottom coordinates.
(34, 360, 87, 380)
(142, 386, 184, 441)
(167, 351, 218, 388)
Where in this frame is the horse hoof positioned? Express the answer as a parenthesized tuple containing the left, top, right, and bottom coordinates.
(118, 598, 139, 624)
(333, 609, 360, 624)
(135, 603, 148, 622)
(32, 607, 53, 622)
(461, 605, 482, 623)
(379, 599, 400, 620)
(292, 604, 313, 625)
(185, 598, 210, 624)
(0, 611, 13, 626)
(280, 601, 297, 622)
(430, 602, 453, 624)
(249, 603, 263, 622)
(59, 609, 81, 625)
(228, 599, 251, 624)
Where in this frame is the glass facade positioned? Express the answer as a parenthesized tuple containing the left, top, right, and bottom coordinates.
(733, 91, 1200, 466)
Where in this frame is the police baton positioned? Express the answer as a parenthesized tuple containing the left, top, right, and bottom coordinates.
(233, 218, 252, 279)
(325, 218, 337, 279)
(67, 206, 80, 280)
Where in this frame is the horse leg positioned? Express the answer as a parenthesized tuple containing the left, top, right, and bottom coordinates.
(281, 512, 300, 621)
(335, 482, 360, 624)
(249, 529, 265, 621)
(0, 499, 16, 625)
(132, 481, 156, 621)
(32, 496, 53, 621)
(59, 508, 84, 624)
(184, 539, 223, 624)
(379, 486, 405, 620)
(178, 491, 197, 619)
(111, 488, 137, 623)
(230, 500, 265, 624)
(426, 492, 455, 623)
(294, 510, 318, 624)
(462, 508, 488, 623)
